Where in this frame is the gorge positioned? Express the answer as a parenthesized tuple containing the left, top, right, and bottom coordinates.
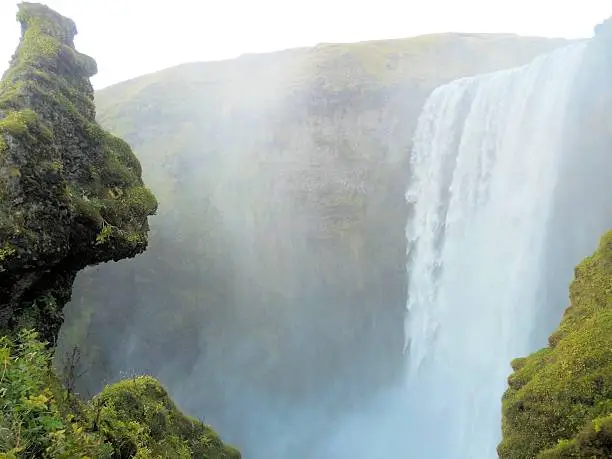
(1, 2, 610, 458)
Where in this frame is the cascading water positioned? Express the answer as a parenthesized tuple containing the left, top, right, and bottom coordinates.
(403, 43, 586, 458)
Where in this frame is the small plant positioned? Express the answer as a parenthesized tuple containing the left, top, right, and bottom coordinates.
(0, 109, 38, 136)
(0, 243, 16, 262)
(95, 223, 113, 245)
(0, 329, 111, 457)
(57, 345, 89, 399)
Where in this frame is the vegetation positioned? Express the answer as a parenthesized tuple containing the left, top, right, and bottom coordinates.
(0, 4, 236, 458)
(538, 415, 612, 458)
(0, 329, 240, 458)
(0, 1, 157, 342)
(499, 231, 612, 458)
(0, 110, 39, 137)
(92, 376, 240, 458)
(0, 329, 112, 457)
(0, 1, 156, 257)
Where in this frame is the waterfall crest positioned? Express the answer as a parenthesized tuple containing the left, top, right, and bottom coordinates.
(404, 43, 586, 458)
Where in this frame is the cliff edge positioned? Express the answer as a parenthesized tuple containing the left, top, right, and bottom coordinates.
(0, 2, 157, 341)
(0, 3, 239, 458)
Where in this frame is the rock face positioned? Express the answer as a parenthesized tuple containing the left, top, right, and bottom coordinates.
(59, 31, 572, 454)
(0, 4, 239, 458)
(0, 3, 157, 341)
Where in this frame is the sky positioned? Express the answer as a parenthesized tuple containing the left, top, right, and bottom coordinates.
(1, 0, 611, 89)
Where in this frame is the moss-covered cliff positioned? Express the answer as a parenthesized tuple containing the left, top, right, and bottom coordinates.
(0, 2, 157, 342)
(0, 3, 238, 457)
(498, 231, 612, 458)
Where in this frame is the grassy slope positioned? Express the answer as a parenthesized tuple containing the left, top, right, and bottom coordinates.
(96, 32, 569, 142)
(499, 231, 612, 458)
(97, 32, 570, 104)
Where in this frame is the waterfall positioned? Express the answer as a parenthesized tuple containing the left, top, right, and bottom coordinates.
(403, 43, 586, 458)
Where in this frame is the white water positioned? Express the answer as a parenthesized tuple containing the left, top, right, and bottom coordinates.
(403, 43, 586, 458)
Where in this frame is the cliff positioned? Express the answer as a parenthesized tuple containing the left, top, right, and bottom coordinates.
(498, 231, 612, 458)
(59, 30, 571, 453)
(0, 2, 156, 342)
(0, 3, 237, 457)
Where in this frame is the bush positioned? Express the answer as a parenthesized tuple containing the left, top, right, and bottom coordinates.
(0, 329, 240, 458)
(0, 329, 111, 457)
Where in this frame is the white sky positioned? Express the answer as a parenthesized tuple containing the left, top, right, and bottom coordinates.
(1, 1, 611, 89)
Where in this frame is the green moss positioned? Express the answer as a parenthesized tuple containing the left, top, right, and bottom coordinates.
(125, 231, 146, 244)
(52, 86, 84, 121)
(93, 376, 241, 458)
(15, 4, 69, 54)
(498, 231, 612, 458)
(0, 81, 25, 111)
(99, 133, 141, 188)
(0, 2, 156, 287)
(66, 186, 103, 226)
(85, 122, 107, 145)
(123, 186, 158, 217)
(538, 414, 612, 458)
(21, 24, 61, 60)
(0, 109, 38, 136)
(0, 242, 16, 261)
(101, 132, 143, 177)
(3, 9, 65, 86)
(100, 185, 157, 230)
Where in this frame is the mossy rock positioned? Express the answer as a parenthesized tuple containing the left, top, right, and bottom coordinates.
(0, 330, 240, 458)
(498, 231, 612, 458)
(92, 376, 241, 458)
(0, 2, 156, 341)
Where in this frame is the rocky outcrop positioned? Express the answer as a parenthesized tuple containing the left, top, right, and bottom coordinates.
(0, 3, 157, 341)
(92, 375, 241, 458)
(0, 4, 239, 458)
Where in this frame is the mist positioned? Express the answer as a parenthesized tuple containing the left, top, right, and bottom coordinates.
(56, 28, 612, 458)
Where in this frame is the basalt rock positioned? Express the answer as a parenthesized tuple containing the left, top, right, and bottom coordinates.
(0, 2, 157, 342)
